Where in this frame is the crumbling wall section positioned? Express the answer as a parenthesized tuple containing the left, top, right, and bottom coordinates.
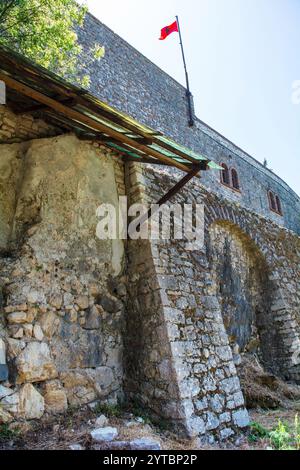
(0, 134, 126, 423)
(0, 105, 59, 144)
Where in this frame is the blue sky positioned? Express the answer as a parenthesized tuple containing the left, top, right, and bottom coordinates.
(86, 0, 300, 195)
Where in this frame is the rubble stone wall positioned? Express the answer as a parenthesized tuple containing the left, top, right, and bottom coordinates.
(0, 106, 299, 442)
(0, 105, 59, 144)
(0, 132, 126, 423)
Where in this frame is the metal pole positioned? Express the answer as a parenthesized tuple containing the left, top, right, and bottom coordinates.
(176, 15, 194, 127)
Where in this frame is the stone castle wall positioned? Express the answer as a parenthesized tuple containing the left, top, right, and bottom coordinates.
(77, 13, 300, 235)
(123, 162, 300, 440)
(0, 98, 299, 441)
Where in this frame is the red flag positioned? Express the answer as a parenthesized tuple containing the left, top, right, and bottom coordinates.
(159, 21, 178, 40)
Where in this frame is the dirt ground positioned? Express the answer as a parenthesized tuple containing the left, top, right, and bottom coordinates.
(1, 402, 300, 451)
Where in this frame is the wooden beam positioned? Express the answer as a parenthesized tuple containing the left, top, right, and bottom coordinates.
(0, 73, 192, 174)
(15, 98, 77, 115)
(123, 156, 177, 166)
(123, 156, 209, 170)
(0, 48, 207, 166)
(128, 164, 202, 238)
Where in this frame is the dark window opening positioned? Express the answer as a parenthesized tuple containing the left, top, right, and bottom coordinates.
(231, 168, 240, 190)
(268, 191, 283, 215)
(220, 163, 230, 186)
(275, 195, 282, 215)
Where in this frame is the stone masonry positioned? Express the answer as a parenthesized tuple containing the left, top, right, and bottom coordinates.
(124, 162, 300, 440)
(0, 117, 126, 424)
(77, 13, 300, 235)
(0, 17, 300, 440)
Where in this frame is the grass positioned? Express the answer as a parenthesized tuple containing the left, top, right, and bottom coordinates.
(248, 421, 269, 443)
(92, 402, 125, 419)
(0, 424, 20, 441)
(249, 415, 300, 450)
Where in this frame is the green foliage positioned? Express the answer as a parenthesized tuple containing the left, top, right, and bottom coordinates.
(269, 416, 300, 451)
(93, 402, 125, 419)
(0, 0, 104, 87)
(0, 423, 20, 441)
(248, 421, 269, 443)
(249, 415, 300, 450)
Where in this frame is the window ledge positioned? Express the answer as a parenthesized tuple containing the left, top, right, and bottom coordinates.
(220, 182, 242, 194)
(270, 208, 283, 217)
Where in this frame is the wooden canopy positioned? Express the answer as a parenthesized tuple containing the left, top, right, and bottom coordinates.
(0, 46, 223, 178)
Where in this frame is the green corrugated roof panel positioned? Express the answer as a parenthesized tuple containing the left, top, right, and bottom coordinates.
(156, 136, 207, 161)
(0, 45, 225, 172)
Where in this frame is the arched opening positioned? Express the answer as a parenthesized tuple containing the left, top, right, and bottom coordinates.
(275, 195, 282, 215)
(231, 168, 240, 191)
(207, 220, 283, 376)
(220, 163, 230, 186)
(268, 191, 277, 212)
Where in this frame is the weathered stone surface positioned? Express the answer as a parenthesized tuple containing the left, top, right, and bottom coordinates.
(42, 380, 68, 414)
(50, 322, 104, 371)
(15, 342, 57, 384)
(69, 444, 85, 450)
(0, 407, 13, 424)
(7, 311, 35, 324)
(91, 427, 118, 442)
(0, 338, 6, 363)
(0, 103, 299, 442)
(39, 312, 60, 339)
(99, 295, 121, 313)
(232, 409, 250, 428)
(130, 438, 161, 450)
(75, 295, 89, 310)
(60, 370, 97, 406)
(19, 384, 45, 419)
(0, 391, 19, 415)
(205, 412, 220, 431)
(4, 304, 28, 314)
(50, 295, 63, 310)
(6, 338, 26, 359)
(87, 367, 116, 397)
(33, 324, 44, 341)
(0, 385, 14, 399)
(83, 306, 102, 330)
(0, 364, 9, 382)
(94, 414, 109, 428)
(220, 428, 234, 440)
(10, 326, 24, 339)
(27, 290, 46, 305)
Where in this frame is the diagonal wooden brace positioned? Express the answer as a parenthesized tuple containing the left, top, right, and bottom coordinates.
(128, 164, 202, 238)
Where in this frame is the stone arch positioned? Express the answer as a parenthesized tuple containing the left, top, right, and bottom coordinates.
(205, 218, 300, 381)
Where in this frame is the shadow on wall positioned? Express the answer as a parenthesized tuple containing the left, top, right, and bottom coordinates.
(207, 220, 292, 379)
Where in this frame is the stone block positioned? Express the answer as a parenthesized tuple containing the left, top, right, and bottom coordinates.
(0, 338, 6, 363)
(232, 409, 250, 428)
(91, 427, 118, 442)
(0, 364, 9, 382)
(130, 438, 161, 450)
(19, 384, 45, 419)
(15, 342, 57, 384)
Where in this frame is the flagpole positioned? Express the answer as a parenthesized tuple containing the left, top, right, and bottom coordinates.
(176, 15, 194, 127)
